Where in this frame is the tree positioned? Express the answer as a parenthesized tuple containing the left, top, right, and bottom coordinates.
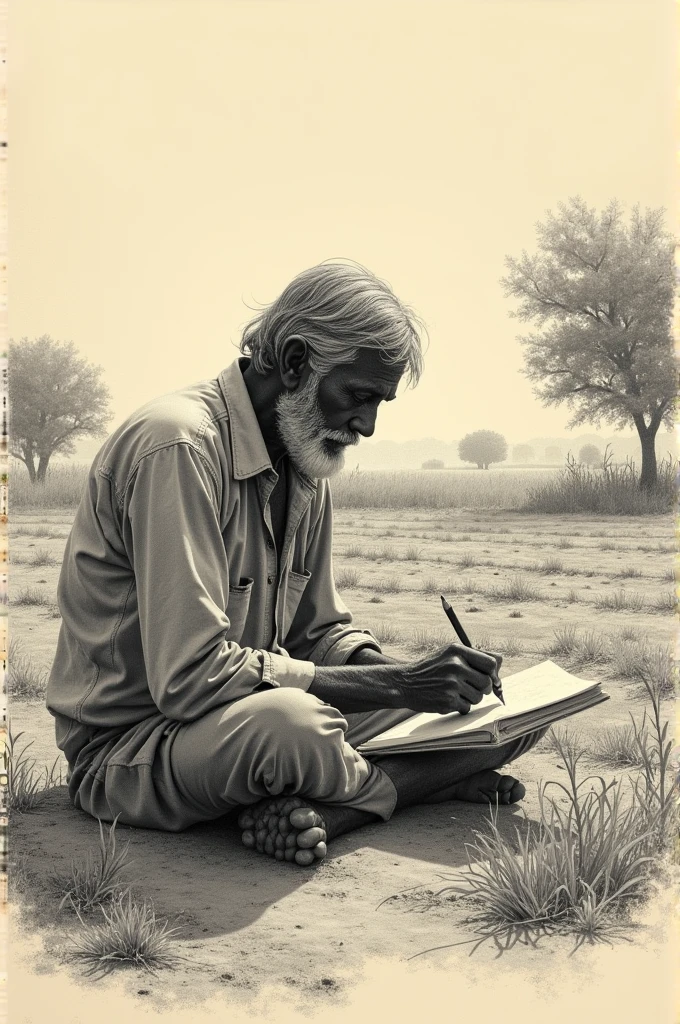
(422, 458, 445, 470)
(458, 430, 507, 470)
(502, 198, 675, 489)
(512, 444, 534, 464)
(545, 445, 562, 463)
(579, 444, 601, 467)
(9, 336, 112, 483)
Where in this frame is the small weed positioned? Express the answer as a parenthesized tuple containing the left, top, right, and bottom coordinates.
(335, 568, 360, 590)
(458, 552, 478, 569)
(7, 727, 62, 811)
(8, 637, 48, 699)
(600, 540, 617, 552)
(566, 589, 579, 603)
(539, 557, 563, 574)
(69, 892, 181, 970)
(616, 566, 642, 579)
(344, 544, 365, 559)
(594, 590, 645, 613)
(649, 591, 676, 614)
(368, 595, 384, 604)
(372, 622, 401, 645)
(508, 609, 523, 619)
(587, 726, 647, 770)
(27, 547, 59, 567)
(490, 576, 542, 603)
(421, 576, 440, 595)
(52, 816, 132, 914)
(546, 625, 579, 659)
(13, 586, 49, 606)
(557, 538, 574, 550)
(373, 576, 402, 595)
(403, 545, 422, 561)
(575, 630, 607, 664)
(409, 628, 449, 654)
(500, 637, 524, 657)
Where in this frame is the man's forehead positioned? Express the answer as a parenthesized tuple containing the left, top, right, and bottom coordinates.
(335, 349, 406, 386)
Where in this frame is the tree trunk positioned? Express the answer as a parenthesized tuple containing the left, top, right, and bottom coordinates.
(635, 421, 658, 490)
(36, 454, 51, 483)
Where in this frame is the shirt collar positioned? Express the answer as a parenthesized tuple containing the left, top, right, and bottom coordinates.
(217, 358, 316, 490)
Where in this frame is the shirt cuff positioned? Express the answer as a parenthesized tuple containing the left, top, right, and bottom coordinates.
(262, 651, 317, 691)
(314, 628, 383, 667)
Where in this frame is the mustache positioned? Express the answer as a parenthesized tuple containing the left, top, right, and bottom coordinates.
(322, 428, 361, 447)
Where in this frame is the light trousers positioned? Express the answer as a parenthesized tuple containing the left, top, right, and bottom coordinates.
(69, 688, 547, 832)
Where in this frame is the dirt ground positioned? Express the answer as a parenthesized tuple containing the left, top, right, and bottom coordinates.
(6, 507, 678, 1022)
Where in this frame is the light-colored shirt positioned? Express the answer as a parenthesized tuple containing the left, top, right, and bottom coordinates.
(46, 358, 380, 763)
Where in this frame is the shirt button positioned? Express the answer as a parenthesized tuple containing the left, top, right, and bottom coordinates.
(267, 574, 275, 585)
(266, 538, 274, 549)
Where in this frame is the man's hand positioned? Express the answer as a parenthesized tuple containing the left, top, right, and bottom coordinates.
(309, 644, 501, 715)
(396, 644, 500, 715)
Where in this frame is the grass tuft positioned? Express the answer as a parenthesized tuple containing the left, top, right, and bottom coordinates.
(335, 568, 360, 590)
(13, 586, 50, 607)
(8, 637, 48, 698)
(372, 622, 401, 645)
(594, 590, 645, 613)
(373, 576, 402, 595)
(26, 547, 59, 567)
(7, 727, 62, 811)
(490, 576, 543, 603)
(69, 892, 180, 970)
(52, 816, 132, 914)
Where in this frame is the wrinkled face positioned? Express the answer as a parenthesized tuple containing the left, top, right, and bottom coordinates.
(276, 348, 405, 479)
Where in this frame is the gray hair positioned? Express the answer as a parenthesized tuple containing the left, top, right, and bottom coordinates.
(239, 259, 426, 386)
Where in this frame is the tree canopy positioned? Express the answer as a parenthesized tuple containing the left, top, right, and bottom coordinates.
(9, 336, 112, 482)
(502, 198, 675, 488)
(578, 444, 601, 467)
(458, 430, 507, 470)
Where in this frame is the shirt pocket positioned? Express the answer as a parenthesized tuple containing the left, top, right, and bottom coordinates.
(281, 568, 312, 637)
(225, 577, 254, 642)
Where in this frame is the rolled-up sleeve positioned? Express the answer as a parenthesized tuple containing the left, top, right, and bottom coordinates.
(126, 444, 315, 722)
(283, 482, 382, 667)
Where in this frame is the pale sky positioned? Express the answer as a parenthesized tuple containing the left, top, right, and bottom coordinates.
(9, 0, 676, 444)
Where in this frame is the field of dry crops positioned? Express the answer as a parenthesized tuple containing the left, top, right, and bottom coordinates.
(7, 503, 677, 1011)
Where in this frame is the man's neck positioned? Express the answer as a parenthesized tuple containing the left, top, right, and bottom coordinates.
(240, 359, 288, 466)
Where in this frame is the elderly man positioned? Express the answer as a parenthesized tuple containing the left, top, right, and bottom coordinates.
(47, 261, 543, 867)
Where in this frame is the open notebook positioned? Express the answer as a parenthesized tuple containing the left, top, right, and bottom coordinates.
(357, 660, 609, 755)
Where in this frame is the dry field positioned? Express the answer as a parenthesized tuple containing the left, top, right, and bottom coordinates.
(7, 504, 678, 1018)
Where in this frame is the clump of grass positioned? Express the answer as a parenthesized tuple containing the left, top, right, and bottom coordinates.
(566, 589, 579, 603)
(499, 637, 524, 657)
(490, 576, 542, 603)
(616, 566, 642, 579)
(27, 547, 59, 567)
(69, 892, 180, 970)
(618, 625, 644, 643)
(344, 544, 365, 559)
(423, 684, 676, 941)
(421, 576, 440, 595)
(372, 622, 401, 645)
(508, 609, 523, 619)
(557, 537, 574, 550)
(368, 595, 384, 604)
(47, 604, 62, 619)
(575, 630, 607, 663)
(403, 545, 422, 561)
(11, 525, 66, 539)
(649, 591, 676, 614)
(594, 590, 644, 613)
(8, 637, 48, 699)
(13, 586, 49, 606)
(540, 724, 585, 761)
(335, 568, 360, 590)
(458, 552, 479, 569)
(587, 726, 647, 770)
(7, 728, 62, 812)
(409, 628, 449, 654)
(373, 576, 402, 595)
(545, 625, 579, 659)
(538, 556, 563, 574)
(53, 816, 131, 914)
(520, 450, 677, 516)
(600, 540, 617, 552)
(11, 461, 90, 511)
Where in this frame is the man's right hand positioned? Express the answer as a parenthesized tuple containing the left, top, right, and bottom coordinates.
(396, 644, 498, 715)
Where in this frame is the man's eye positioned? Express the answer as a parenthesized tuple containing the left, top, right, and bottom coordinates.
(352, 393, 373, 404)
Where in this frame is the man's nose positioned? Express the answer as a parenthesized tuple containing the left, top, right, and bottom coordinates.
(349, 408, 377, 438)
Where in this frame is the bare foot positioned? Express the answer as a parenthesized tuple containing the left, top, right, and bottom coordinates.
(237, 796, 328, 866)
(424, 769, 526, 805)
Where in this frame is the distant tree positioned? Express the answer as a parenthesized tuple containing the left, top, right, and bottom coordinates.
(502, 198, 675, 489)
(512, 444, 534, 464)
(579, 444, 601, 467)
(458, 430, 507, 470)
(545, 445, 562, 463)
(421, 458, 445, 470)
(9, 336, 112, 483)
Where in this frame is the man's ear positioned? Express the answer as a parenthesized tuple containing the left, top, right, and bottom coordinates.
(279, 336, 309, 391)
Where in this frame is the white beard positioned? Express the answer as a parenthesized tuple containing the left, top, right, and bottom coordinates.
(275, 372, 360, 479)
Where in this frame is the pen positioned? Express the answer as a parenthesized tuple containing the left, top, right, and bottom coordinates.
(440, 594, 505, 705)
